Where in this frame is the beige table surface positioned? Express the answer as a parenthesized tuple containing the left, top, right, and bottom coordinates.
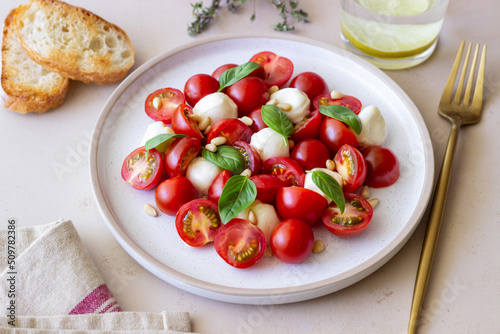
(1, 0, 499, 333)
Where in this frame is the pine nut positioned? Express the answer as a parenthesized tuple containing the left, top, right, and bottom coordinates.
(239, 116, 253, 126)
(288, 139, 295, 149)
(266, 98, 277, 105)
(248, 209, 258, 225)
(368, 198, 379, 208)
(203, 124, 212, 136)
(198, 116, 211, 131)
(326, 159, 335, 171)
(205, 143, 217, 152)
(277, 103, 292, 111)
(152, 97, 161, 109)
(361, 185, 371, 199)
(268, 85, 279, 95)
(189, 114, 203, 122)
(264, 247, 274, 257)
(211, 136, 227, 146)
(313, 240, 325, 253)
(330, 90, 344, 99)
(143, 203, 157, 217)
(240, 168, 252, 177)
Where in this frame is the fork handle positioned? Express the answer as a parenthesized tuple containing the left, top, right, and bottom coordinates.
(408, 121, 461, 334)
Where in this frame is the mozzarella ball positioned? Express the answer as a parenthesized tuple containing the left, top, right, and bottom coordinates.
(140, 121, 175, 153)
(304, 168, 343, 204)
(193, 92, 238, 126)
(354, 105, 387, 147)
(250, 127, 290, 161)
(185, 157, 223, 196)
(268, 87, 310, 124)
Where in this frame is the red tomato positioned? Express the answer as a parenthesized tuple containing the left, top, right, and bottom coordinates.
(261, 157, 305, 187)
(289, 72, 329, 102)
(249, 51, 294, 88)
(322, 193, 373, 237)
(249, 174, 286, 203)
(362, 145, 400, 188)
(319, 117, 359, 154)
(214, 218, 266, 269)
(155, 176, 199, 216)
(144, 88, 185, 124)
(121, 147, 164, 190)
(206, 119, 253, 144)
(175, 199, 221, 247)
(171, 103, 204, 140)
(275, 187, 328, 225)
(248, 107, 268, 133)
(211, 63, 237, 80)
(183, 73, 220, 107)
(226, 76, 270, 117)
(313, 94, 362, 115)
(290, 138, 331, 171)
(334, 144, 367, 193)
(232, 141, 261, 175)
(270, 218, 314, 264)
(164, 136, 201, 178)
(208, 169, 233, 204)
(291, 110, 322, 143)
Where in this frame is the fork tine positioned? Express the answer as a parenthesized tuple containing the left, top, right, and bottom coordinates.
(462, 44, 479, 106)
(441, 41, 465, 105)
(471, 44, 487, 110)
(452, 42, 472, 106)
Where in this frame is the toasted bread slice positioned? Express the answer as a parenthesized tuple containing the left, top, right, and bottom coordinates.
(13, 0, 135, 85)
(1, 8, 70, 114)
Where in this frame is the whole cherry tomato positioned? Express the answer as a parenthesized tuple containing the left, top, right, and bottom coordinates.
(361, 145, 400, 188)
(226, 76, 270, 117)
(289, 72, 329, 102)
(291, 138, 331, 171)
(184, 74, 220, 107)
(155, 176, 199, 216)
(276, 186, 328, 225)
(271, 218, 314, 264)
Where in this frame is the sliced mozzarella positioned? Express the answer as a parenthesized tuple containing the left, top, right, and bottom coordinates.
(249, 127, 290, 161)
(304, 168, 343, 204)
(140, 121, 175, 153)
(268, 87, 310, 124)
(193, 92, 238, 126)
(237, 200, 281, 244)
(354, 105, 387, 147)
(185, 157, 223, 196)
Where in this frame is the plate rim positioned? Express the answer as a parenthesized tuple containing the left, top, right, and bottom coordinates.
(89, 33, 435, 304)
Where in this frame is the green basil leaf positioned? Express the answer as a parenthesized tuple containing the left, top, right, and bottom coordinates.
(201, 145, 246, 174)
(311, 170, 345, 213)
(218, 62, 262, 92)
(218, 175, 257, 224)
(144, 133, 186, 157)
(261, 104, 294, 144)
(319, 105, 362, 135)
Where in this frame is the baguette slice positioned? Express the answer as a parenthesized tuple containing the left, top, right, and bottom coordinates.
(13, 0, 135, 85)
(1, 8, 70, 114)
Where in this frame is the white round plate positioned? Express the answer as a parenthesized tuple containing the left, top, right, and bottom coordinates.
(90, 35, 434, 305)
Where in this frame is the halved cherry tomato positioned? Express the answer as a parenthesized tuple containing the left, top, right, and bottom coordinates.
(164, 136, 201, 178)
(155, 176, 199, 216)
(214, 218, 266, 269)
(121, 147, 164, 190)
(322, 192, 373, 237)
(271, 218, 314, 264)
(207, 119, 253, 144)
(313, 93, 362, 115)
(184, 73, 220, 107)
(171, 103, 204, 140)
(319, 117, 359, 155)
(208, 169, 233, 204)
(144, 88, 185, 124)
(289, 72, 329, 102)
(175, 199, 221, 247)
(275, 187, 328, 225)
(290, 138, 331, 171)
(361, 145, 400, 188)
(225, 76, 270, 117)
(261, 157, 305, 187)
(249, 51, 294, 88)
(291, 110, 322, 142)
(334, 144, 367, 193)
(232, 141, 261, 175)
(249, 174, 286, 203)
(248, 107, 268, 133)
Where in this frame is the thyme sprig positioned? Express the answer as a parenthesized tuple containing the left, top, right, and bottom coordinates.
(188, 0, 308, 36)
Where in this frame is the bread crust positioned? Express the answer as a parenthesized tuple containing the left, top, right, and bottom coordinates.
(13, 0, 135, 85)
(1, 8, 70, 113)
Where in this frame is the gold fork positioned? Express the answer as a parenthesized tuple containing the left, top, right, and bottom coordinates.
(408, 41, 487, 334)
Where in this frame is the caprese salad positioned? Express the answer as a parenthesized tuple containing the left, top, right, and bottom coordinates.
(121, 51, 400, 269)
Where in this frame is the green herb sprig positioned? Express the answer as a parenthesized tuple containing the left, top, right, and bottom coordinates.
(218, 175, 257, 224)
(188, 0, 309, 36)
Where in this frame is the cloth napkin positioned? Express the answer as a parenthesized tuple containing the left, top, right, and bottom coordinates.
(0, 219, 195, 333)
